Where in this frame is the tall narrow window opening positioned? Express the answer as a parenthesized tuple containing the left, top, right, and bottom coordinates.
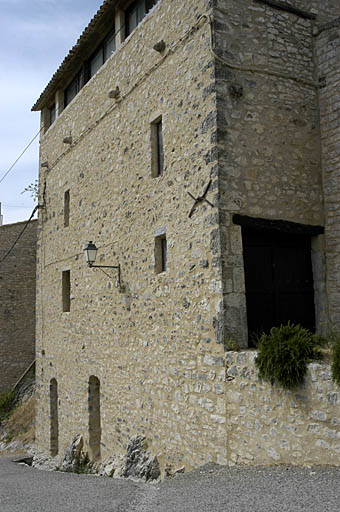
(151, 117, 164, 177)
(62, 270, 70, 312)
(64, 190, 70, 227)
(88, 376, 101, 461)
(50, 378, 59, 456)
(155, 234, 167, 274)
(156, 120, 164, 175)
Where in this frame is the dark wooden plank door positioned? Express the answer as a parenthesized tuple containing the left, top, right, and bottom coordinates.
(242, 228, 315, 344)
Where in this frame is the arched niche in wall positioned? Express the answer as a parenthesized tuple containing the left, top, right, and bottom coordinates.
(50, 378, 59, 456)
(88, 375, 101, 461)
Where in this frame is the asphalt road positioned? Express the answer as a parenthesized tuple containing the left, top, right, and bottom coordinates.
(1, 457, 340, 511)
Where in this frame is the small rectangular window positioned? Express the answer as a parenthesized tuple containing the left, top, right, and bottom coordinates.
(104, 31, 116, 61)
(64, 190, 70, 228)
(155, 234, 167, 274)
(62, 270, 71, 312)
(90, 47, 104, 77)
(151, 117, 164, 177)
(49, 104, 56, 126)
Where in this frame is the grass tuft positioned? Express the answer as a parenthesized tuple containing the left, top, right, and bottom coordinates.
(255, 322, 326, 389)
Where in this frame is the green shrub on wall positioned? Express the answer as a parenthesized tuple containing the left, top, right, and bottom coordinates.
(255, 323, 325, 389)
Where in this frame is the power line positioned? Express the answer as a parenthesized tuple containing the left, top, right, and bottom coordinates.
(2, 204, 33, 209)
(0, 130, 41, 185)
(0, 12, 131, 187)
(0, 205, 39, 265)
(0, 16, 129, 187)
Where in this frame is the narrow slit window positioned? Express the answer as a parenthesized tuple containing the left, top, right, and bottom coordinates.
(157, 120, 164, 175)
(62, 270, 71, 312)
(155, 234, 167, 274)
(64, 190, 70, 227)
(161, 237, 167, 271)
(151, 117, 164, 177)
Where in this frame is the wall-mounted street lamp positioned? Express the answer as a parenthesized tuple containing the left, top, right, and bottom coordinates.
(83, 241, 121, 288)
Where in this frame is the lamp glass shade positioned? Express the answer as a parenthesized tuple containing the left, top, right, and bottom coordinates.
(84, 241, 97, 265)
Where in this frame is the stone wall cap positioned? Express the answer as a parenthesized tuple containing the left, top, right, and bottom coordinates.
(0, 218, 38, 230)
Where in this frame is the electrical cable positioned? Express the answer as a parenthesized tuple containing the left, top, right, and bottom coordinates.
(0, 8, 198, 191)
(2, 204, 33, 209)
(0, 11, 126, 228)
(0, 13, 127, 186)
(0, 205, 39, 265)
(1, 8, 155, 188)
(207, 14, 318, 88)
(0, 130, 41, 185)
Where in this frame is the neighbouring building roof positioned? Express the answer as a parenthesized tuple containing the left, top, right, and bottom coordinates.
(32, 0, 121, 112)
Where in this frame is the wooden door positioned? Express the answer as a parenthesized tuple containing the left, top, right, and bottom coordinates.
(242, 228, 315, 344)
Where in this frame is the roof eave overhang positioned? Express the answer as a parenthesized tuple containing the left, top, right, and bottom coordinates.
(31, 0, 121, 111)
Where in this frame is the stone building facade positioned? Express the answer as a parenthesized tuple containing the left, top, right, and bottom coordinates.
(32, 0, 340, 473)
(0, 220, 37, 393)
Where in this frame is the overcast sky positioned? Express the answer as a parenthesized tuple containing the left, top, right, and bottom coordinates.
(0, 0, 104, 225)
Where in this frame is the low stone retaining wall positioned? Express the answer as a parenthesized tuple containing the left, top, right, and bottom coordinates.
(226, 351, 340, 466)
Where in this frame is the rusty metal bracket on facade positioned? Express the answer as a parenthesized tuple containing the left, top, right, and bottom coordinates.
(188, 179, 214, 218)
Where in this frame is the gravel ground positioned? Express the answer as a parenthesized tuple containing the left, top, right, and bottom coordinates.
(1, 457, 340, 512)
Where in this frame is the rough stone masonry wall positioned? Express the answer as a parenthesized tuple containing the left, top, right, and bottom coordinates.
(213, 0, 324, 346)
(316, 22, 340, 333)
(35, 0, 228, 473)
(280, 0, 340, 21)
(0, 220, 37, 392)
(226, 351, 340, 466)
